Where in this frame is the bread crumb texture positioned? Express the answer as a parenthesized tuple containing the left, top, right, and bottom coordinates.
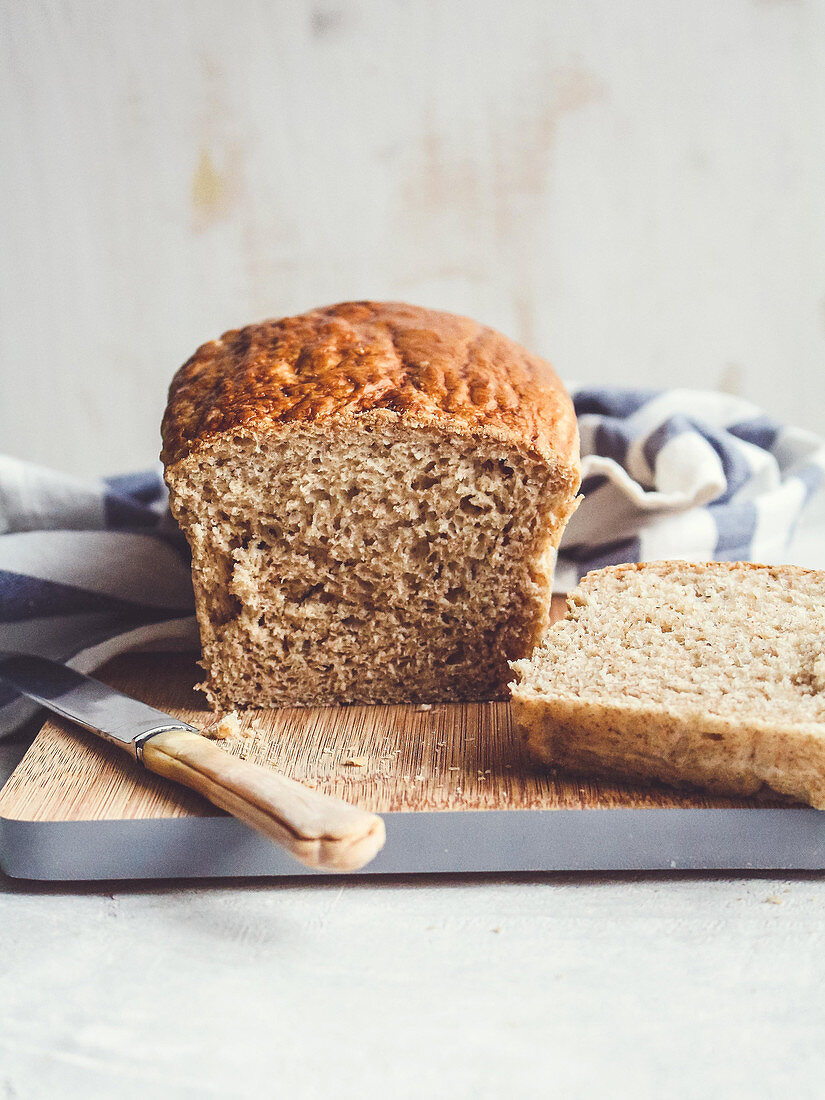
(162, 302, 580, 707)
(510, 561, 825, 808)
(200, 710, 243, 740)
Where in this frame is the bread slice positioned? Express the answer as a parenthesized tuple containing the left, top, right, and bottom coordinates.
(510, 561, 825, 807)
(162, 301, 580, 708)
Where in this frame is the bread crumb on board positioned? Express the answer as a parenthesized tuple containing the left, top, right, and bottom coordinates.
(200, 710, 244, 740)
(200, 711, 268, 741)
(342, 756, 368, 767)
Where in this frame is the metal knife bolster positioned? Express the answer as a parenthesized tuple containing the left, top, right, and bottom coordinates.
(0, 653, 198, 762)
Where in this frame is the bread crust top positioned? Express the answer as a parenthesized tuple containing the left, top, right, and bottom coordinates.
(161, 301, 579, 473)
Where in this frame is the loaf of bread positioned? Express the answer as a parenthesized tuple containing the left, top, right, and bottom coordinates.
(162, 301, 580, 708)
(510, 561, 825, 807)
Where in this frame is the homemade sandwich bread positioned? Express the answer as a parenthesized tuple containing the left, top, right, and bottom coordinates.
(510, 560, 825, 807)
(162, 301, 580, 707)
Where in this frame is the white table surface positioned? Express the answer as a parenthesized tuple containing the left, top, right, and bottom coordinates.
(2, 500, 824, 1099)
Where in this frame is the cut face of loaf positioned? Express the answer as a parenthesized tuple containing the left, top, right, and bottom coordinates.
(167, 423, 578, 707)
(162, 302, 581, 708)
(510, 561, 825, 808)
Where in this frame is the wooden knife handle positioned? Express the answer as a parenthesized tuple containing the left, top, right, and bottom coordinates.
(141, 728, 385, 873)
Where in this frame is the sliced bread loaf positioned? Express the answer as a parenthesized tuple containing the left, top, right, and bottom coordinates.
(510, 561, 825, 807)
(162, 301, 580, 707)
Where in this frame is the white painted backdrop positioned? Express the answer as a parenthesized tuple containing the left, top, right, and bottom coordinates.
(2, 0, 824, 476)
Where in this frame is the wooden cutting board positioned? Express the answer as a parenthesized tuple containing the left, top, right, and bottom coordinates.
(2, 601, 825, 879)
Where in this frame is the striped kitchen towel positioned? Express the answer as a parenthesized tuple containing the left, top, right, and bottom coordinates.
(554, 387, 825, 591)
(1, 387, 824, 736)
(0, 461, 197, 735)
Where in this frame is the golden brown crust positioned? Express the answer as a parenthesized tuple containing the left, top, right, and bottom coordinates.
(161, 301, 579, 472)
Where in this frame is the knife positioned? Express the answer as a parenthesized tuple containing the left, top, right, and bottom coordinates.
(0, 653, 385, 873)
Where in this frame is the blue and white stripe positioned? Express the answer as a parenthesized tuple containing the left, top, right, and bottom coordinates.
(1, 388, 823, 736)
(0, 457, 197, 734)
(556, 387, 825, 591)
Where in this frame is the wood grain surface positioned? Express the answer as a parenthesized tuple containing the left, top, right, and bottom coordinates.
(0, 629, 776, 824)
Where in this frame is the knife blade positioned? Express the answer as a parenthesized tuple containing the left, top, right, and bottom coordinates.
(0, 652, 385, 872)
(0, 652, 198, 759)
